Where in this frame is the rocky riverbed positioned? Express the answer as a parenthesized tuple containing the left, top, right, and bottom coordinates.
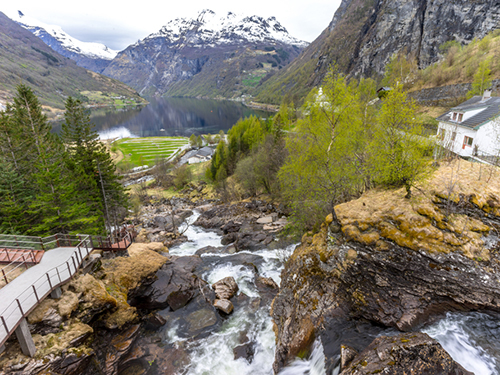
(0, 196, 294, 375)
(2, 160, 500, 375)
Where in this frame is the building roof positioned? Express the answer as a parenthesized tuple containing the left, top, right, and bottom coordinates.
(437, 96, 500, 129)
(195, 146, 214, 157)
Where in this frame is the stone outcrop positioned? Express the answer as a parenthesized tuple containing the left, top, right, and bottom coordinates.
(271, 160, 500, 372)
(340, 333, 473, 375)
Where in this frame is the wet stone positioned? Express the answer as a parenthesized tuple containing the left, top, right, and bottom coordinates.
(214, 299, 234, 314)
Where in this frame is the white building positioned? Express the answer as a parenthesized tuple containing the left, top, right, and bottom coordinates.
(187, 147, 214, 164)
(436, 90, 500, 158)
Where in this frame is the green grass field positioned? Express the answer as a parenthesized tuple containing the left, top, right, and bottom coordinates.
(113, 137, 189, 168)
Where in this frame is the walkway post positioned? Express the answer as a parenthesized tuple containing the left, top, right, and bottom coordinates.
(14, 318, 36, 357)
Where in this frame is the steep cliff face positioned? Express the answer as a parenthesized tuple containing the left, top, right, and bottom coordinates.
(271, 160, 500, 373)
(102, 10, 307, 98)
(256, 0, 500, 104)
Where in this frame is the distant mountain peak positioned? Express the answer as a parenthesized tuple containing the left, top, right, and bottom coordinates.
(4, 10, 118, 61)
(146, 10, 308, 48)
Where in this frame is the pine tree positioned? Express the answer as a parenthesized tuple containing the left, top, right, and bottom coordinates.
(61, 97, 128, 234)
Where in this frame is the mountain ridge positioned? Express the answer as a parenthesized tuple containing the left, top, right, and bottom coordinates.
(0, 12, 144, 111)
(5, 9, 118, 73)
(102, 10, 308, 98)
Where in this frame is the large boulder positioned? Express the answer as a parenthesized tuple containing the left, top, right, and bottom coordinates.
(340, 333, 473, 375)
(128, 256, 210, 311)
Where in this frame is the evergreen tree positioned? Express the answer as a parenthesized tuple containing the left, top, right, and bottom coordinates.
(61, 97, 128, 234)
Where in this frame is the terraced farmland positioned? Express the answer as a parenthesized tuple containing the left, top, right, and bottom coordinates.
(113, 137, 189, 168)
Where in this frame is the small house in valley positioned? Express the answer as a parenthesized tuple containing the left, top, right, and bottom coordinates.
(436, 90, 500, 159)
(187, 146, 214, 164)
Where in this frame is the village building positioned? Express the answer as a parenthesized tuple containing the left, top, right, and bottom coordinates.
(436, 90, 500, 159)
(187, 146, 214, 164)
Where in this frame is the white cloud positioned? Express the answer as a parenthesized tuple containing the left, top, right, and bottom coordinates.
(2, 0, 341, 50)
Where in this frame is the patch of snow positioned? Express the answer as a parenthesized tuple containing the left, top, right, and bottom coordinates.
(4, 10, 118, 60)
(147, 9, 308, 48)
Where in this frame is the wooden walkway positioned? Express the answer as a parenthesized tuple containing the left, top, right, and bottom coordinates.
(0, 232, 133, 354)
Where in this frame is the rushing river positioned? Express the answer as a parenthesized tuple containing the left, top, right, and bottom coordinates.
(161, 213, 499, 374)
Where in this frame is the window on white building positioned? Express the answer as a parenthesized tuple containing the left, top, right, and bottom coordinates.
(458, 113, 463, 122)
(463, 136, 473, 148)
(452, 112, 457, 121)
(451, 132, 456, 141)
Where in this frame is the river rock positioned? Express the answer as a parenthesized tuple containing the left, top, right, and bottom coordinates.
(256, 216, 273, 224)
(214, 299, 234, 314)
(233, 342, 255, 363)
(212, 277, 239, 300)
(128, 256, 206, 311)
(339, 333, 473, 375)
(105, 324, 141, 375)
(340, 345, 358, 371)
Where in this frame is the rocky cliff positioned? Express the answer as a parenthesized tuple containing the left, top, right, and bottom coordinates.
(102, 10, 307, 98)
(271, 159, 500, 373)
(256, 0, 500, 104)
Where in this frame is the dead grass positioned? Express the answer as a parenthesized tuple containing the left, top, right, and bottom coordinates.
(335, 160, 499, 260)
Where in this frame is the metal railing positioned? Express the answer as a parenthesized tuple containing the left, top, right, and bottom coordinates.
(1, 249, 38, 285)
(0, 235, 93, 349)
(0, 233, 87, 252)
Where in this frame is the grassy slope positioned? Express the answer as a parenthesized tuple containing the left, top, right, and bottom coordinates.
(413, 31, 500, 90)
(0, 12, 145, 110)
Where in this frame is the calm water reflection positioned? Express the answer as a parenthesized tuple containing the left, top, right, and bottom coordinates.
(60, 97, 273, 138)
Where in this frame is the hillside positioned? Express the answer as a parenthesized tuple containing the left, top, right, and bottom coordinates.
(6, 10, 118, 74)
(102, 10, 307, 99)
(255, 0, 500, 104)
(0, 12, 144, 111)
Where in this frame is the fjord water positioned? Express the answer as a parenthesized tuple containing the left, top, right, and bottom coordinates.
(87, 97, 273, 138)
(166, 213, 499, 375)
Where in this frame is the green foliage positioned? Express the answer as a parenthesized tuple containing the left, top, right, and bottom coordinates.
(279, 70, 371, 230)
(0, 87, 129, 236)
(189, 134, 197, 147)
(467, 57, 492, 98)
(172, 165, 193, 190)
(369, 84, 432, 197)
(62, 97, 128, 234)
(381, 51, 418, 90)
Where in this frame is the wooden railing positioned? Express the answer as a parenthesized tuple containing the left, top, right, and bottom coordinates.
(0, 235, 93, 349)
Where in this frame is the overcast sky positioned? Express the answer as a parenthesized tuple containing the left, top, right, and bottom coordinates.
(2, 1, 342, 51)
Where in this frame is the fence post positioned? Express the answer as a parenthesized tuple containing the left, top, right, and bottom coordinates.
(32, 285, 39, 302)
(1, 316, 8, 333)
(67, 262, 71, 276)
(16, 299, 24, 316)
(2, 269, 8, 284)
(56, 268, 61, 283)
(56, 234, 60, 248)
(72, 256, 77, 273)
(46, 273, 53, 290)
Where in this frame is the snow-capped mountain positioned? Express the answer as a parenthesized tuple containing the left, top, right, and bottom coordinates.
(5, 10, 118, 73)
(103, 10, 308, 98)
(146, 9, 308, 48)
